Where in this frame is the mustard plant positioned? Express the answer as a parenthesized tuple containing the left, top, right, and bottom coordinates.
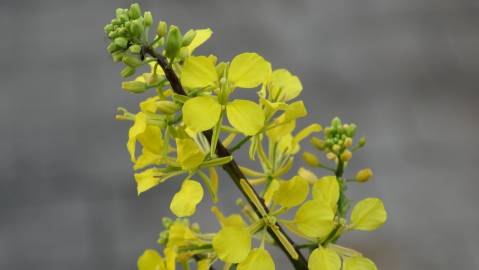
(104, 3, 387, 270)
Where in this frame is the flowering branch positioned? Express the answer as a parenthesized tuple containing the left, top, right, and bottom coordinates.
(142, 46, 308, 270)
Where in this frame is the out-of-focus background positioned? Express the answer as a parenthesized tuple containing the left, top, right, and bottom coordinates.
(1, 0, 479, 269)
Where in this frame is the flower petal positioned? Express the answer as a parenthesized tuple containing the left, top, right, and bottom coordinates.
(228, 53, 270, 88)
(294, 200, 335, 239)
(308, 247, 341, 270)
(226, 99, 265, 135)
(134, 168, 163, 195)
(187, 28, 213, 54)
(183, 96, 222, 132)
(312, 176, 340, 210)
(343, 256, 378, 270)
(176, 138, 206, 170)
(273, 176, 309, 207)
(181, 56, 218, 89)
(350, 198, 387, 231)
(212, 226, 252, 263)
(170, 180, 204, 217)
(237, 248, 275, 270)
(269, 69, 302, 101)
(137, 249, 165, 270)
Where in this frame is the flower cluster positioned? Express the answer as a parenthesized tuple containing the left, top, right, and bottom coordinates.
(104, 3, 387, 270)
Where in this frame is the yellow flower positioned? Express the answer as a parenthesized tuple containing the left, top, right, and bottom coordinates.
(350, 198, 387, 231)
(212, 226, 252, 263)
(265, 68, 303, 102)
(293, 199, 335, 239)
(237, 248, 275, 270)
(272, 176, 309, 208)
(127, 112, 163, 163)
(181, 53, 270, 135)
(211, 206, 247, 227)
(308, 247, 341, 270)
(170, 180, 204, 217)
(166, 220, 200, 248)
(183, 96, 265, 135)
(277, 123, 322, 154)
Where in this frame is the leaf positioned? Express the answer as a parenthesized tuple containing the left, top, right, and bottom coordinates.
(350, 198, 387, 231)
(228, 52, 270, 88)
(226, 99, 265, 135)
(170, 180, 204, 217)
(182, 96, 222, 132)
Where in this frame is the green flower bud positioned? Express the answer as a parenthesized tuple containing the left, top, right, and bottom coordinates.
(121, 81, 147, 93)
(122, 55, 143, 68)
(165, 26, 182, 59)
(106, 42, 118, 54)
(156, 21, 167, 38)
(120, 66, 136, 78)
(108, 30, 119, 39)
(355, 168, 373, 182)
(156, 101, 180, 114)
(332, 117, 342, 128)
(344, 137, 353, 147)
(115, 8, 124, 18)
(157, 231, 168, 244)
(302, 151, 320, 167)
(358, 136, 366, 148)
(128, 3, 141, 19)
(104, 24, 113, 34)
(181, 29, 196, 47)
(111, 51, 124, 62)
(114, 37, 128, 48)
(119, 14, 129, 23)
(144, 11, 153, 27)
(332, 144, 341, 153)
(111, 18, 121, 26)
(162, 217, 173, 228)
(129, 44, 142, 54)
(179, 47, 189, 60)
(129, 19, 144, 37)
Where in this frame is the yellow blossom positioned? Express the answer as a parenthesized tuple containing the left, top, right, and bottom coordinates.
(350, 198, 387, 231)
(170, 180, 204, 217)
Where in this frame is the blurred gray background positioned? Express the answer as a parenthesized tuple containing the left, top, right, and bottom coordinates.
(1, 0, 479, 269)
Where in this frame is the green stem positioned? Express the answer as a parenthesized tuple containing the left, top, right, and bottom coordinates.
(228, 135, 252, 153)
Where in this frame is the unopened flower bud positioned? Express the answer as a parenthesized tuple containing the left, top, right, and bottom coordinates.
(157, 231, 168, 244)
(130, 19, 144, 37)
(114, 37, 128, 49)
(310, 137, 325, 150)
(156, 21, 167, 38)
(121, 81, 147, 93)
(340, 150, 352, 161)
(191, 222, 201, 232)
(128, 44, 141, 54)
(144, 11, 153, 27)
(356, 168, 373, 182)
(122, 55, 143, 68)
(120, 66, 136, 77)
(111, 51, 125, 62)
(344, 137, 353, 147)
(162, 217, 173, 228)
(156, 101, 180, 114)
(331, 117, 342, 128)
(165, 26, 182, 59)
(332, 144, 341, 153)
(358, 136, 366, 148)
(107, 42, 118, 54)
(181, 29, 196, 47)
(302, 151, 320, 167)
(128, 3, 141, 19)
(326, 152, 336, 160)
